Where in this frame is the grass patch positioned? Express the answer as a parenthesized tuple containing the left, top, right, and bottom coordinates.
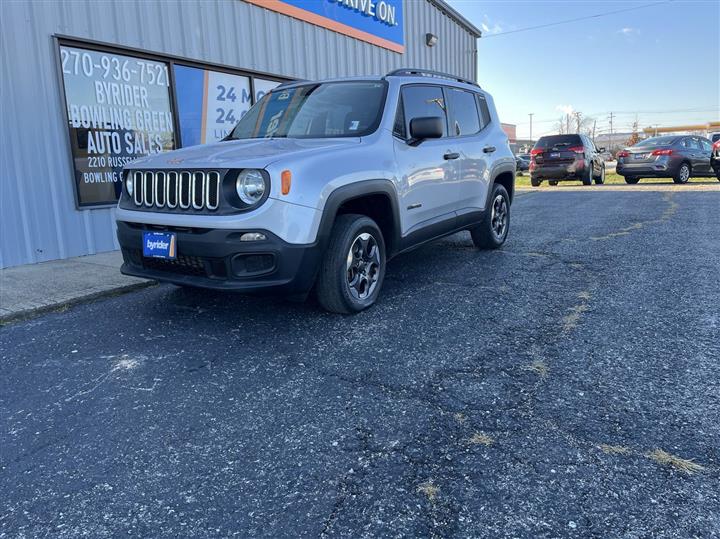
(467, 432, 494, 446)
(599, 444, 631, 455)
(417, 481, 439, 501)
(646, 449, 705, 475)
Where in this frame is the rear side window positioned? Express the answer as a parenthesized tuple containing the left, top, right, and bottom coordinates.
(682, 138, 699, 150)
(700, 138, 712, 151)
(476, 94, 491, 129)
(446, 88, 480, 136)
(401, 85, 448, 137)
(534, 135, 582, 149)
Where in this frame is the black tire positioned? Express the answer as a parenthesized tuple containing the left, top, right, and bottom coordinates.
(316, 214, 386, 314)
(673, 162, 691, 184)
(530, 177, 541, 187)
(624, 176, 640, 185)
(548, 180, 558, 186)
(582, 162, 593, 185)
(471, 183, 510, 250)
(595, 164, 605, 185)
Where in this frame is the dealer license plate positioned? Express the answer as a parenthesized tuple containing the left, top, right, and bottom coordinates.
(143, 232, 177, 259)
(634, 153, 648, 160)
(549, 152, 560, 158)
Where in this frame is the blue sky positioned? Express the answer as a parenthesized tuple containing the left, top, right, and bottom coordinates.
(446, 0, 720, 138)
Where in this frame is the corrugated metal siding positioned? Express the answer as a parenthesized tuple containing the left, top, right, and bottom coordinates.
(0, 0, 477, 268)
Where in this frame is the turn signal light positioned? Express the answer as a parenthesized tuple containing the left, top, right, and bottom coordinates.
(568, 145, 585, 154)
(530, 148, 543, 156)
(281, 170, 292, 195)
(651, 149, 673, 156)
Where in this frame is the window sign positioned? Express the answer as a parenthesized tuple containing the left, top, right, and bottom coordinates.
(59, 45, 176, 207)
(174, 65, 252, 146)
(254, 78, 281, 103)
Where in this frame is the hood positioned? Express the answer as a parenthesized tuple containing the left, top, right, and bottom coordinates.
(128, 137, 361, 170)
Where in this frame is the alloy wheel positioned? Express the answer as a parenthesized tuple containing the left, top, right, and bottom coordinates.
(346, 233, 381, 300)
(679, 164, 690, 183)
(491, 194, 508, 241)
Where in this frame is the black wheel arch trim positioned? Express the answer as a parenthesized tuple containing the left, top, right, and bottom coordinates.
(484, 166, 516, 210)
(316, 179, 402, 258)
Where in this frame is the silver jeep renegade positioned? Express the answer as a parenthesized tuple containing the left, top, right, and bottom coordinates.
(116, 69, 516, 313)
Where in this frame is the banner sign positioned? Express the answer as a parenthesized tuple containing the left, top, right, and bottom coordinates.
(59, 45, 176, 207)
(245, 0, 404, 53)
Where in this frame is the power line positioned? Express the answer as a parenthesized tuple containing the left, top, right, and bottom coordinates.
(482, 1, 673, 38)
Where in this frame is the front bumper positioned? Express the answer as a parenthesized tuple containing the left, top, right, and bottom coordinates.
(117, 221, 321, 294)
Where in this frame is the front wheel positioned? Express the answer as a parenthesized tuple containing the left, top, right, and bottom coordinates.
(530, 177, 541, 187)
(673, 163, 691, 184)
(471, 184, 510, 250)
(548, 180, 559, 186)
(625, 176, 640, 184)
(316, 214, 386, 314)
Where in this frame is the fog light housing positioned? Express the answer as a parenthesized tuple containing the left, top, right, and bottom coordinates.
(240, 232, 267, 242)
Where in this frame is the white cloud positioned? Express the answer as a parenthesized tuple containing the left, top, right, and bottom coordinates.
(481, 15, 503, 35)
(556, 104, 575, 116)
(618, 27, 639, 36)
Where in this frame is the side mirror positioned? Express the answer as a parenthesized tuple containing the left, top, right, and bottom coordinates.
(599, 147, 606, 152)
(408, 116, 443, 146)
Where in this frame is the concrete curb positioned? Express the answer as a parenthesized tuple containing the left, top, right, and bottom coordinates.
(0, 280, 156, 325)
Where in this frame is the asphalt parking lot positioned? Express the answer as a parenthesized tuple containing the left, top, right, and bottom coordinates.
(2, 184, 719, 538)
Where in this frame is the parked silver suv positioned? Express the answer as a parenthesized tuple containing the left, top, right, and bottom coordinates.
(116, 69, 515, 313)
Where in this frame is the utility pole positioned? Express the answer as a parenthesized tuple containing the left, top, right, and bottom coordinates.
(592, 119, 597, 142)
(608, 112, 614, 149)
(528, 113, 534, 141)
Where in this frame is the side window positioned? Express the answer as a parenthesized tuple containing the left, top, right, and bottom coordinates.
(700, 138, 712, 152)
(476, 94, 492, 130)
(393, 95, 406, 139)
(401, 85, 447, 137)
(684, 138, 699, 150)
(446, 88, 480, 136)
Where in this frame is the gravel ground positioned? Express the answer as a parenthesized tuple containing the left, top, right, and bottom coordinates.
(1, 188, 719, 538)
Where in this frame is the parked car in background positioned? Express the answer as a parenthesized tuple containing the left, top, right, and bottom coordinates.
(616, 135, 715, 184)
(515, 154, 530, 175)
(599, 150, 614, 162)
(711, 133, 720, 179)
(115, 69, 516, 314)
(529, 134, 606, 186)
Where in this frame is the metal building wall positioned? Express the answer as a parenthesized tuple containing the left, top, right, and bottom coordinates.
(0, 0, 478, 268)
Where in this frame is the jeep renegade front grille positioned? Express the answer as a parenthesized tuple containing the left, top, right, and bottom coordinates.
(130, 171, 221, 211)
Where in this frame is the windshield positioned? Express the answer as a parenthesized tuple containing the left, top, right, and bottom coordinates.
(635, 136, 678, 147)
(229, 81, 387, 140)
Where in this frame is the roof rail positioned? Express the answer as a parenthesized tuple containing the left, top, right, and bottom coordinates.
(385, 68, 479, 88)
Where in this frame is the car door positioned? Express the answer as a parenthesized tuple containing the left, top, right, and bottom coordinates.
(682, 137, 703, 174)
(696, 137, 713, 174)
(393, 84, 458, 236)
(444, 86, 490, 215)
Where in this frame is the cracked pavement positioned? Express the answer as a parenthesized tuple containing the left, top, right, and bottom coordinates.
(1, 188, 719, 537)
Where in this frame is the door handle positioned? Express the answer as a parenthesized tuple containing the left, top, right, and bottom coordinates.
(444, 152, 460, 160)
(483, 146, 496, 153)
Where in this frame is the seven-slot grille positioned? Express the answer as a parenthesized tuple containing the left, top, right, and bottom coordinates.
(130, 171, 221, 211)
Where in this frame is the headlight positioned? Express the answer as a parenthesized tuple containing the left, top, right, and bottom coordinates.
(235, 169, 267, 205)
(125, 174, 134, 196)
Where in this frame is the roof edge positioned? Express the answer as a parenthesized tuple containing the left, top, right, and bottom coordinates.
(426, 0, 482, 38)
